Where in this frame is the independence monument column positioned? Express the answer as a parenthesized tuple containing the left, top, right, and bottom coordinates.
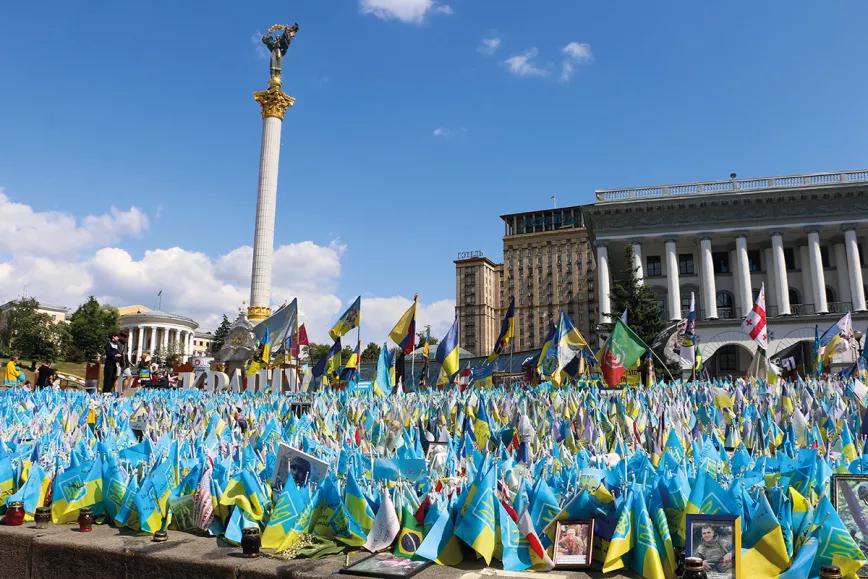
(248, 23, 298, 322)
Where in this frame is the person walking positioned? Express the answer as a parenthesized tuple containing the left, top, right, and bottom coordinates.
(4, 355, 21, 387)
(35, 360, 55, 388)
(102, 332, 121, 394)
(118, 330, 132, 394)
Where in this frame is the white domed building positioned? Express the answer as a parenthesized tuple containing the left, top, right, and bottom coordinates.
(117, 305, 199, 363)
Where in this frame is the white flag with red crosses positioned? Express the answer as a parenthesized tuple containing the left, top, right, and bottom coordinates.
(742, 283, 769, 350)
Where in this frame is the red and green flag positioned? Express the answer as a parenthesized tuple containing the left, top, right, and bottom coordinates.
(599, 319, 646, 387)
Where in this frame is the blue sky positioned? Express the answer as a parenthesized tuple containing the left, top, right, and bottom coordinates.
(1, 0, 867, 338)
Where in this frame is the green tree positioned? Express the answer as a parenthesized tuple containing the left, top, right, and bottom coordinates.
(609, 245, 666, 348)
(68, 297, 119, 362)
(0, 298, 67, 361)
(307, 343, 331, 364)
(211, 314, 231, 354)
(417, 331, 438, 348)
(163, 340, 183, 367)
(361, 342, 381, 362)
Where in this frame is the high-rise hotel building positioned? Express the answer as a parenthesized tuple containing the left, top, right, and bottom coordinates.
(455, 206, 596, 356)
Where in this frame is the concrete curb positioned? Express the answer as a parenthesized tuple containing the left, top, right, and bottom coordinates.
(0, 523, 637, 579)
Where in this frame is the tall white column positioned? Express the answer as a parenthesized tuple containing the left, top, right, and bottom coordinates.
(799, 246, 813, 313)
(249, 82, 294, 323)
(631, 241, 644, 285)
(665, 239, 681, 320)
(596, 244, 611, 323)
(699, 238, 717, 319)
(771, 233, 790, 315)
(834, 244, 852, 305)
(735, 235, 752, 316)
(764, 248, 778, 315)
(148, 325, 156, 355)
(845, 229, 867, 311)
(808, 230, 828, 313)
(136, 326, 144, 362)
(161, 326, 169, 353)
(188, 332, 195, 359)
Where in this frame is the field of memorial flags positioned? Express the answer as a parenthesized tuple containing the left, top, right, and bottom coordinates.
(2, 286, 868, 579)
(1, 374, 868, 578)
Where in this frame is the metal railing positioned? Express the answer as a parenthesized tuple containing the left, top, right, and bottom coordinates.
(595, 169, 868, 202)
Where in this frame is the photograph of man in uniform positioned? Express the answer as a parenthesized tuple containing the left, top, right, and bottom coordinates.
(553, 521, 592, 568)
(693, 524, 735, 578)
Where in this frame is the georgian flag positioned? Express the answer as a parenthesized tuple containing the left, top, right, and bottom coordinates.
(742, 283, 769, 350)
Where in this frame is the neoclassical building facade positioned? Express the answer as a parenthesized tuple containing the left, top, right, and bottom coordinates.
(117, 305, 199, 363)
(584, 170, 868, 373)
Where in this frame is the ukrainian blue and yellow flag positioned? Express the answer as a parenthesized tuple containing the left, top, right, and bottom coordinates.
(312, 338, 342, 386)
(344, 470, 374, 535)
(329, 296, 361, 340)
(435, 315, 460, 385)
(536, 322, 558, 382)
(389, 295, 417, 354)
(455, 463, 496, 564)
(51, 455, 103, 524)
(372, 343, 393, 396)
(487, 297, 515, 363)
(261, 482, 314, 551)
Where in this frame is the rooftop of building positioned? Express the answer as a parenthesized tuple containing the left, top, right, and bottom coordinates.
(117, 308, 199, 328)
(594, 169, 868, 204)
(0, 299, 68, 313)
(499, 203, 585, 221)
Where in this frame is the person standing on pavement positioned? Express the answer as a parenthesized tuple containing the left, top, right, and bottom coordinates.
(102, 332, 121, 394)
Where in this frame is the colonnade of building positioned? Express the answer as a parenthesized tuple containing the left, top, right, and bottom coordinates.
(596, 227, 867, 323)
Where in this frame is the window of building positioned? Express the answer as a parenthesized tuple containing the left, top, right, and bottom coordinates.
(713, 252, 730, 274)
(784, 248, 796, 270)
(678, 253, 695, 275)
(646, 255, 662, 277)
(747, 250, 762, 272)
(788, 287, 801, 306)
(826, 285, 836, 304)
(716, 291, 734, 319)
(820, 247, 830, 268)
(716, 346, 738, 372)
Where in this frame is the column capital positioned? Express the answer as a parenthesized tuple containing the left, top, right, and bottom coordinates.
(664, 238, 678, 246)
(734, 232, 749, 240)
(770, 231, 785, 239)
(593, 240, 609, 249)
(840, 224, 860, 233)
(699, 236, 713, 243)
(253, 85, 295, 120)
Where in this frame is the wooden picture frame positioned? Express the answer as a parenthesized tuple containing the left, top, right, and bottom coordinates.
(830, 474, 868, 577)
(340, 553, 432, 578)
(685, 514, 742, 579)
(552, 519, 594, 569)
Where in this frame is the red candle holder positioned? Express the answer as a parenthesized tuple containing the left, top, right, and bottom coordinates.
(3, 501, 25, 526)
(77, 507, 94, 532)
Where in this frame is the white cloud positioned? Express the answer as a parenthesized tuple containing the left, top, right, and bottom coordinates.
(560, 41, 593, 81)
(432, 126, 466, 139)
(0, 191, 448, 343)
(250, 31, 270, 60)
(359, 296, 455, 348)
(504, 48, 550, 77)
(360, 0, 452, 24)
(0, 191, 148, 258)
(478, 36, 502, 56)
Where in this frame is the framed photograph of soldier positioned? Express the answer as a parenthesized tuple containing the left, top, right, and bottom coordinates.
(272, 443, 328, 490)
(830, 474, 868, 577)
(340, 552, 432, 578)
(552, 519, 594, 569)
(685, 514, 741, 579)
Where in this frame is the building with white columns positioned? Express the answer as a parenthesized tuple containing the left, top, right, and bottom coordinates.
(584, 170, 868, 374)
(117, 305, 199, 364)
